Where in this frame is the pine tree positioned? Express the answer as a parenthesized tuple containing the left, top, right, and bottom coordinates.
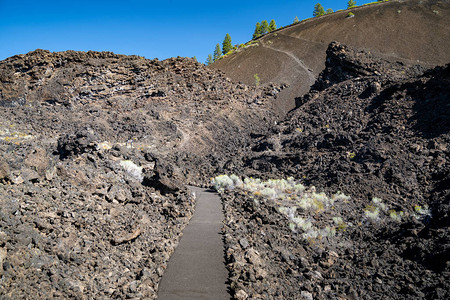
(269, 19, 277, 32)
(222, 33, 232, 55)
(347, 0, 357, 8)
(213, 43, 221, 61)
(206, 54, 213, 65)
(253, 22, 261, 39)
(326, 8, 334, 14)
(260, 20, 269, 35)
(313, 3, 325, 17)
(293, 16, 300, 24)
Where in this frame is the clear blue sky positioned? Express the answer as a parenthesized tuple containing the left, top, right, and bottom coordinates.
(0, 0, 372, 63)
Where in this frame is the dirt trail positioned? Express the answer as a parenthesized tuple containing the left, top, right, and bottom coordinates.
(157, 187, 229, 299)
(262, 42, 315, 86)
(259, 41, 316, 113)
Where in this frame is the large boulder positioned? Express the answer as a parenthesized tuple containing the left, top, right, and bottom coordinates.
(143, 158, 183, 194)
(57, 127, 99, 158)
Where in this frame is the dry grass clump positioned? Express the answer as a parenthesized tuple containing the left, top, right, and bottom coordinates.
(212, 175, 430, 241)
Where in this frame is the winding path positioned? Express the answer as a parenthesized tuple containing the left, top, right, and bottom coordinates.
(262, 43, 316, 86)
(157, 186, 229, 300)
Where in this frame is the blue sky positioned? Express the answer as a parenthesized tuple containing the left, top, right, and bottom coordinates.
(0, 0, 371, 63)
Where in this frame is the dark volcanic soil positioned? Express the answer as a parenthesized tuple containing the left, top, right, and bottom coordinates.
(0, 50, 279, 298)
(218, 42, 449, 299)
(0, 18, 449, 299)
(212, 0, 450, 113)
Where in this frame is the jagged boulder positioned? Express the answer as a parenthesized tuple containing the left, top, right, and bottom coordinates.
(57, 127, 100, 158)
(143, 158, 183, 194)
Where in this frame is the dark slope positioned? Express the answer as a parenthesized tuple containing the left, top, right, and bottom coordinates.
(212, 0, 450, 113)
(219, 42, 449, 299)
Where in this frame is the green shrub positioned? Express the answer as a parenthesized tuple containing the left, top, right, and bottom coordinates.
(313, 3, 325, 17)
(205, 54, 213, 65)
(364, 205, 380, 221)
(254, 74, 260, 87)
(211, 174, 242, 193)
(253, 22, 261, 39)
(222, 33, 232, 55)
(268, 19, 277, 32)
(413, 204, 431, 220)
(213, 43, 221, 61)
(260, 20, 269, 35)
(347, 0, 357, 9)
(389, 210, 403, 222)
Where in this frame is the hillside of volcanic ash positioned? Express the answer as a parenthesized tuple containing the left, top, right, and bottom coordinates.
(212, 0, 450, 113)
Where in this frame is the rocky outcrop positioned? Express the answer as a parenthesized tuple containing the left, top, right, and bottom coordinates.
(0, 49, 282, 183)
(0, 49, 280, 299)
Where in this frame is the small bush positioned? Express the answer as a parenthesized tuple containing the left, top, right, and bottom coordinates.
(389, 210, 403, 222)
(254, 74, 260, 87)
(364, 206, 380, 221)
(413, 204, 431, 220)
(347, 0, 357, 9)
(120, 160, 143, 182)
(211, 174, 242, 193)
(261, 187, 277, 199)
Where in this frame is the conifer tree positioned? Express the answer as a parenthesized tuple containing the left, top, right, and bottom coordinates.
(347, 0, 357, 8)
(326, 8, 334, 14)
(269, 19, 277, 32)
(206, 54, 213, 65)
(253, 22, 261, 39)
(213, 43, 221, 61)
(260, 20, 269, 35)
(222, 33, 232, 55)
(313, 3, 325, 17)
(293, 16, 300, 24)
